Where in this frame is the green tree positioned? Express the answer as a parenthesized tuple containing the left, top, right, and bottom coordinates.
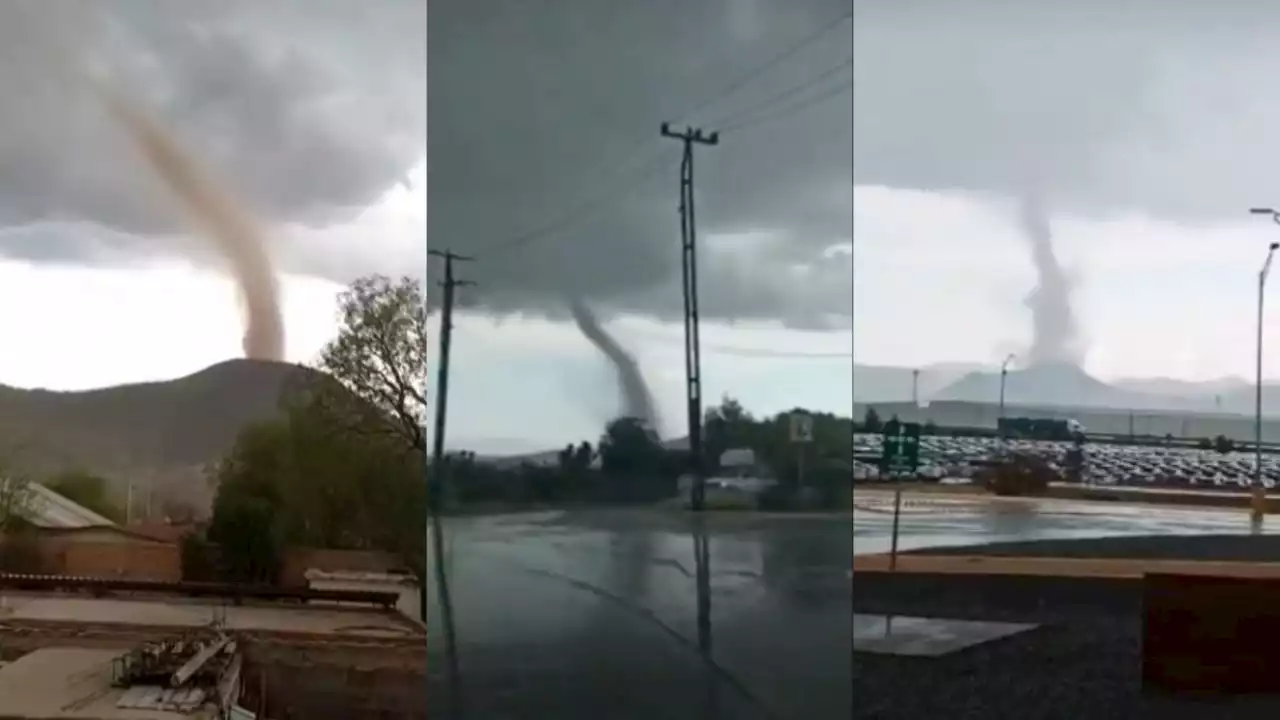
(599, 417, 663, 477)
(1214, 434, 1235, 455)
(46, 471, 123, 524)
(311, 275, 427, 454)
(206, 422, 288, 582)
(597, 417, 674, 502)
(705, 395, 757, 472)
(557, 444, 575, 473)
(863, 407, 882, 433)
(0, 463, 31, 533)
(573, 441, 593, 469)
(207, 390, 427, 582)
(207, 491, 279, 583)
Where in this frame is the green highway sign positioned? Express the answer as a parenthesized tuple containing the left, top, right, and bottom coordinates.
(880, 419, 921, 472)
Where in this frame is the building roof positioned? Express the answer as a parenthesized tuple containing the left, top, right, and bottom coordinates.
(22, 482, 117, 529)
(33, 524, 175, 544)
(123, 521, 195, 544)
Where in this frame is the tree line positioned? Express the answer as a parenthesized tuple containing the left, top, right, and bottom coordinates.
(190, 275, 428, 584)
(438, 396, 854, 511)
(3, 273, 854, 584)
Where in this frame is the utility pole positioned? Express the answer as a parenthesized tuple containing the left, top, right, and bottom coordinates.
(661, 122, 718, 512)
(911, 369, 919, 406)
(1248, 207, 1280, 524)
(426, 247, 473, 718)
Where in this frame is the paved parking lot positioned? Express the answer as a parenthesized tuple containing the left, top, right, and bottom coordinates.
(853, 488, 1265, 555)
(855, 433, 1280, 489)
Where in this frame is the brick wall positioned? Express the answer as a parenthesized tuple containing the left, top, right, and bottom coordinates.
(243, 658, 426, 720)
(11, 534, 400, 587)
(34, 532, 181, 582)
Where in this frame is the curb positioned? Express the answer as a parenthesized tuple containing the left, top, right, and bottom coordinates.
(853, 553, 1280, 579)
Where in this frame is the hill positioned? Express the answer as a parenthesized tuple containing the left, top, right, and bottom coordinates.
(934, 362, 1147, 410)
(0, 359, 321, 515)
(853, 362, 988, 403)
(856, 361, 1280, 416)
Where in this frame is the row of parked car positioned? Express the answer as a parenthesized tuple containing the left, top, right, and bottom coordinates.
(852, 433, 1280, 490)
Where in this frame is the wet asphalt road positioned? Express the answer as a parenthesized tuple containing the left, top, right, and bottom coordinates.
(854, 490, 1272, 555)
(424, 509, 852, 720)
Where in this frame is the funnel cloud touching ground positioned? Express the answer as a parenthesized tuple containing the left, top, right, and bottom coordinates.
(568, 299, 659, 430)
(854, 2, 1280, 221)
(428, 0, 852, 327)
(97, 85, 283, 360)
(0, 1, 424, 281)
(1019, 198, 1082, 368)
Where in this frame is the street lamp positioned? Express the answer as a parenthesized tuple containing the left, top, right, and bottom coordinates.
(1248, 207, 1280, 522)
(999, 353, 1016, 448)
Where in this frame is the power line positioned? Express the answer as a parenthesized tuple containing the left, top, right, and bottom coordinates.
(711, 56, 852, 130)
(449, 321, 851, 360)
(722, 77, 851, 134)
(642, 332, 852, 359)
(677, 7, 854, 125)
(471, 7, 853, 260)
(697, 342, 851, 359)
(474, 150, 677, 259)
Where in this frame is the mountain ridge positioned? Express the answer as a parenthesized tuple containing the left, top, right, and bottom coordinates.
(0, 359, 320, 516)
(855, 362, 1271, 415)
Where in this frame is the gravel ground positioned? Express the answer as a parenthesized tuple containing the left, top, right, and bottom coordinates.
(855, 535, 1280, 720)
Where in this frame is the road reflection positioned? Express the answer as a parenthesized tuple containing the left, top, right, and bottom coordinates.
(854, 490, 1271, 555)
(426, 510, 851, 719)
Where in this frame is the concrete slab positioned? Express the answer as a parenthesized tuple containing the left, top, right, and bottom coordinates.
(0, 647, 217, 719)
(853, 613, 1038, 657)
(0, 595, 417, 637)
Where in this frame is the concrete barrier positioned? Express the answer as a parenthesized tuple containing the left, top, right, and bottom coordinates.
(1143, 572, 1280, 694)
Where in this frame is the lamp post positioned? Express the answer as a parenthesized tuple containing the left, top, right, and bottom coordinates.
(999, 353, 1016, 451)
(1248, 208, 1280, 523)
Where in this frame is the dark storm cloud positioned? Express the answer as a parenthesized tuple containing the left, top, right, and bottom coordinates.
(853, 1, 1280, 220)
(0, 0, 424, 254)
(428, 0, 852, 326)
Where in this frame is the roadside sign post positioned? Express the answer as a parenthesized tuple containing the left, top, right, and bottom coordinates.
(789, 411, 813, 490)
(889, 486, 903, 572)
(880, 420, 922, 476)
(880, 419, 920, 572)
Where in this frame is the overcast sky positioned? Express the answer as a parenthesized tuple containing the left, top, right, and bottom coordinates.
(0, 2, 424, 379)
(0, 1, 425, 278)
(0, 1, 854, 455)
(429, 0, 853, 452)
(855, 1, 1280, 383)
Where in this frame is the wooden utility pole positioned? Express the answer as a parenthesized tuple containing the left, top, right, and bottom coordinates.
(660, 122, 718, 512)
(426, 247, 473, 718)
